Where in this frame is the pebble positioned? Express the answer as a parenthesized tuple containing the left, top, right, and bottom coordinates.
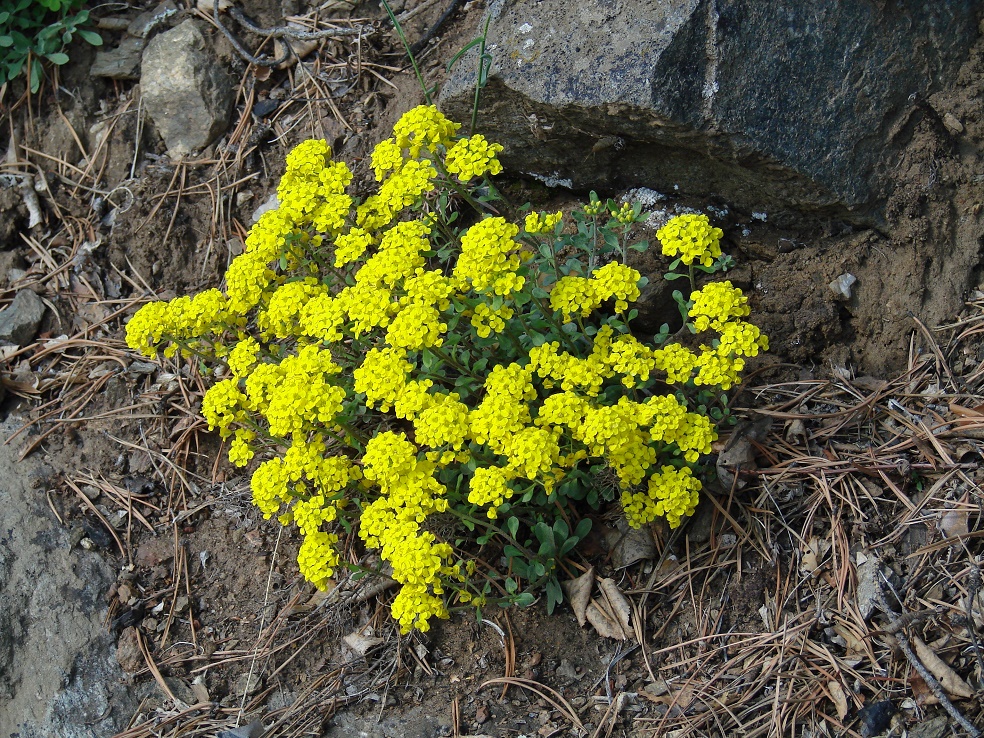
(943, 112, 964, 134)
(116, 626, 144, 673)
(828, 273, 857, 300)
(0, 289, 45, 346)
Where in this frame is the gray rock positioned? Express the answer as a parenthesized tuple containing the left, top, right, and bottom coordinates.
(441, 1, 981, 224)
(0, 419, 142, 737)
(90, 37, 146, 79)
(140, 19, 236, 158)
(0, 289, 44, 346)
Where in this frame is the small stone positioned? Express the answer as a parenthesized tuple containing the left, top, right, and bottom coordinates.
(141, 19, 236, 157)
(135, 536, 175, 567)
(79, 538, 95, 550)
(233, 671, 263, 697)
(828, 273, 857, 300)
(116, 626, 143, 673)
(555, 658, 582, 680)
(0, 289, 45, 346)
(943, 112, 964, 134)
(90, 37, 146, 79)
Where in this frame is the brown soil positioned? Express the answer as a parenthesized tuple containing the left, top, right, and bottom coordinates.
(2, 2, 984, 738)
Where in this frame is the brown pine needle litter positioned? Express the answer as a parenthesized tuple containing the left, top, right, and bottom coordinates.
(5, 5, 984, 733)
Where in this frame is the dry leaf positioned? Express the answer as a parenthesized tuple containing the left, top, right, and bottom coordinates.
(940, 494, 970, 539)
(950, 402, 984, 417)
(800, 536, 829, 576)
(561, 567, 593, 627)
(827, 680, 849, 720)
(342, 631, 384, 656)
(785, 418, 808, 444)
(855, 555, 884, 620)
(911, 635, 973, 698)
(909, 671, 939, 706)
(585, 578, 632, 640)
(190, 677, 210, 704)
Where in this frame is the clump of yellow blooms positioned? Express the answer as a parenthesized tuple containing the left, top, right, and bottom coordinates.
(657, 213, 724, 267)
(126, 105, 767, 632)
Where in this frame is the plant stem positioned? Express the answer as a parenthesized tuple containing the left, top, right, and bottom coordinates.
(381, 0, 431, 105)
(429, 345, 481, 380)
(470, 14, 492, 136)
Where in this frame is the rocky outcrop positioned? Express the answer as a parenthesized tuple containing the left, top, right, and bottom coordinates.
(140, 19, 236, 158)
(440, 1, 981, 223)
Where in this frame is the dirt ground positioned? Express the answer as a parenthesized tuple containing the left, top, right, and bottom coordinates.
(2, 2, 984, 737)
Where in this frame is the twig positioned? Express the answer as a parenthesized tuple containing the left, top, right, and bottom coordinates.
(875, 582, 980, 737)
(967, 564, 984, 680)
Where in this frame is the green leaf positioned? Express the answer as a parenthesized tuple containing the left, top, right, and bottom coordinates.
(445, 35, 484, 72)
(503, 544, 523, 560)
(552, 519, 569, 540)
(504, 577, 518, 594)
(45, 51, 68, 64)
(82, 29, 105, 46)
(506, 516, 519, 539)
(628, 241, 649, 252)
(514, 592, 536, 607)
(574, 517, 592, 540)
(545, 578, 563, 615)
(28, 57, 40, 93)
(0, 36, 12, 47)
(664, 271, 689, 281)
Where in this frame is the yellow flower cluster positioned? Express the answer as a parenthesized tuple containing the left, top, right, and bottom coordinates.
(454, 217, 526, 295)
(125, 105, 770, 632)
(622, 465, 701, 528)
(445, 134, 504, 182)
(549, 262, 642, 322)
(359, 432, 460, 632)
(470, 302, 514, 338)
(524, 210, 563, 234)
(249, 435, 356, 588)
(657, 213, 723, 267)
(126, 289, 236, 358)
(689, 281, 750, 331)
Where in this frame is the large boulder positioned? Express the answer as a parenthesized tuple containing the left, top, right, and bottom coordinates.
(140, 19, 235, 158)
(440, 1, 981, 223)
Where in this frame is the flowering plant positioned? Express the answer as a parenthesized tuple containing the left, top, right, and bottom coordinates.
(126, 105, 767, 633)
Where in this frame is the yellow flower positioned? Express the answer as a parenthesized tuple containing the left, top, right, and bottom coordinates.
(622, 465, 701, 529)
(454, 217, 524, 295)
(445, 134, 504, 182)
(657, 213, 723, 267)
(370, 137, 404, 181)
(469, 302, 513, 338)
(468, 466, 516, 518)
(524, 210, 563, 235)
(393, 105, 460, 157)
(689, 281, 750, 332)
(354, 347, 411, 412)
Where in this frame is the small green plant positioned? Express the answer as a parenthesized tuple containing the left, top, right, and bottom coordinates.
(126, 106, 767, 633)
(0, 0, 102, 93)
